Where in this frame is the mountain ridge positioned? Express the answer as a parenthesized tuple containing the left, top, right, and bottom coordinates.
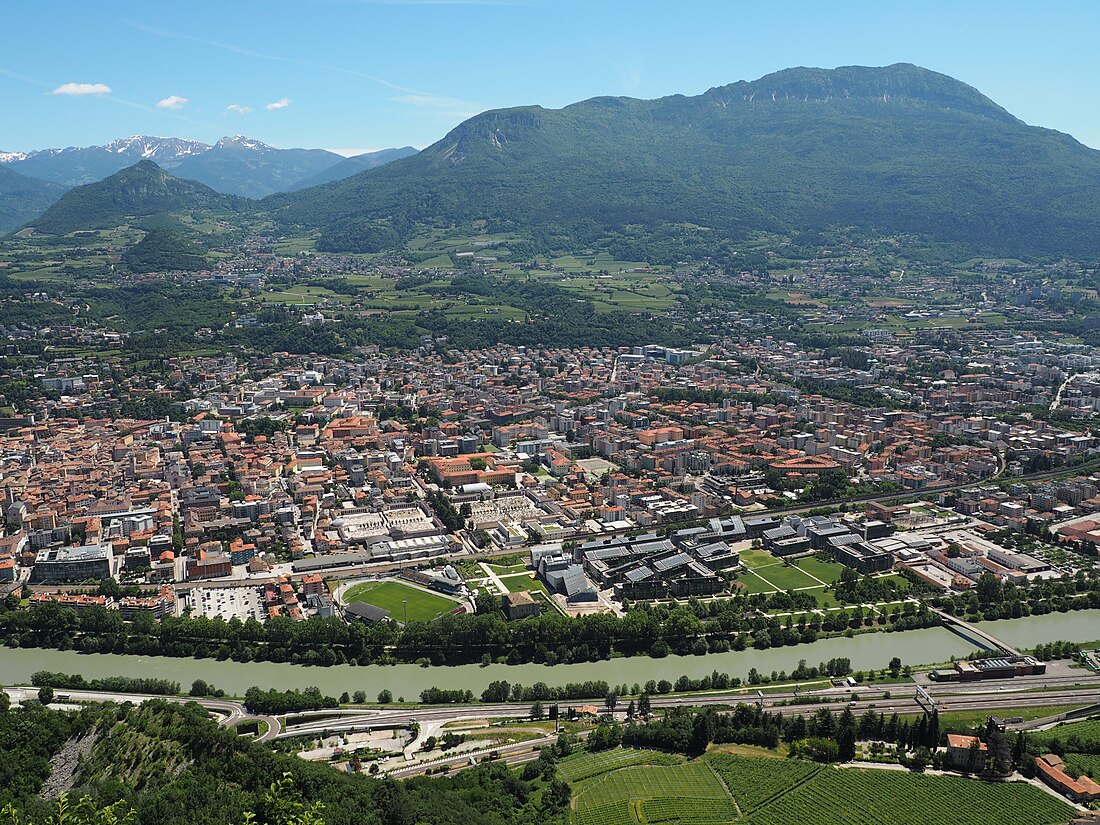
(271, 62, 1100, 257)
(289, 146, 419, 190)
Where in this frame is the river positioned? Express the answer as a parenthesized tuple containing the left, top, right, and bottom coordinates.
(1, 610, 1096, 699)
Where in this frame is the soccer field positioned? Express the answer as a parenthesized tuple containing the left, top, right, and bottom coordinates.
(342, 580, 457, 623)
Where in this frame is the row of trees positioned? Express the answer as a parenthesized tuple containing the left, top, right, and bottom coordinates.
(29, 671, 180, 696)
(242, 686, 339, 715)
(0, 592, 942, 668)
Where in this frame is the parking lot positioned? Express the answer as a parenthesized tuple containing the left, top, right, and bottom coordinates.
(185, 586, 266, 623)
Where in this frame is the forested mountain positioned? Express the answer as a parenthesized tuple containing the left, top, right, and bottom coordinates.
(0, 700, 569, 825)
(289, 146, 419, 189)
(0, 166, 66, 233)
(269, 63, 1100, 257)
(28, 160, 246, 235)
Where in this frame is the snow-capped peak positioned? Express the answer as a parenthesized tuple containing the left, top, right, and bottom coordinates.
(215, 135, 272, 151)
(104, 135, 211, 160)
(0, 151, 28, 163)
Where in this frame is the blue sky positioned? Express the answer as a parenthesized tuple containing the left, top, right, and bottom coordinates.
(2, 0, 1099, 154)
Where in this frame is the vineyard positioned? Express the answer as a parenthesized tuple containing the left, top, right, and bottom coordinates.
(560, 749, 684, 783)
(641, 797, 740, 825)
(744, 766, 1076, 825)
(1064, 752, 1100, 780)
(574, 762, 734, 825)
(707, 754, 823, 814)
(1031, 716, 1100, 749)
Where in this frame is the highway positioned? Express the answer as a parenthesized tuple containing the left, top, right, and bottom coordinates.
(0, 686, 281, 738)
(7, 668, 1100, 773)
(263, 667, 1100, 743)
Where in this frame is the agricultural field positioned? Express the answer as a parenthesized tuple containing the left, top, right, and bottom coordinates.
(574, 761, 736, 825)
(341, 580, 457, 623)
(558, 748, 683, 783)
(743, 765, 1075, 825)
(707, 754, 822, 815)
(1065, 752, 1100, 779)
(1030, 715, 1100, 749)
(566, 749, 1076, 825)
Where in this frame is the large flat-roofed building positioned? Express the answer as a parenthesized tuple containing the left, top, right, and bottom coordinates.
(832, 540, 893, 574)
(31, 544, 113, 582)
(932, 655, 1047, 682)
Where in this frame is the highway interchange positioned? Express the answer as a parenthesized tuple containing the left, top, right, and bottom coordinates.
(7, 661, 1100, 777)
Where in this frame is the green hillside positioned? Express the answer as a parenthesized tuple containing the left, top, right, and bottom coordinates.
(28, 160, 246, 235)
(121, 226, 209, 272)
(0, 166, 66, 234)
(269, 63, 1100, 257)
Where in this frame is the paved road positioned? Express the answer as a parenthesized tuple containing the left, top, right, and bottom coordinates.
(1, 686, 279, 737)
(269, 671, 1100, 743)
(8, 667, 1100, 750)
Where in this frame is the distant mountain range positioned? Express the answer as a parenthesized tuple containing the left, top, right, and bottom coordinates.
(0, 135, 417, 202)
(166, 136, 343, 199)
(15, 64, 1100, 258)
(3, 136, 210, 187)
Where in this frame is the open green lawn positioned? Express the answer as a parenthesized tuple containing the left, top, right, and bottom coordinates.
(737, 571, 779, 595)
(919, 704, 1090, 729)
(501, 573, 549, 596)
(738, 547, 779, 569)
(753, 564, 821, 591)
(486, 562, 530, 575)
(808, 588, 841, 609)
(341, 580, 457, 623)
(795, 557, 846, 584)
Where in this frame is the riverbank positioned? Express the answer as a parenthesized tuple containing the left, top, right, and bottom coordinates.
(2, 609, 1096, 699)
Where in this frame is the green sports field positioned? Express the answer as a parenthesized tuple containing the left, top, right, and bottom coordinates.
(342, 580, 457, 623)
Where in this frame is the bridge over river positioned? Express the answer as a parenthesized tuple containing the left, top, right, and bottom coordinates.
(929, 607, 1022, 656)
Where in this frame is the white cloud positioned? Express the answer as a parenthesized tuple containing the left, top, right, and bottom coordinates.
(226, 103, 252, 114)
(52, 82, 111, 96)
(266, 97, 291, 110)
(391, 93, 479, 118)
(156, 95, 189, 110)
